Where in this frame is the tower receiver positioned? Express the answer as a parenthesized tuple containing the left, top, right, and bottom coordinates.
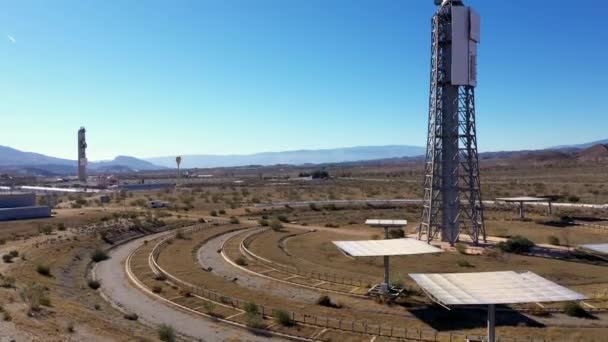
(419, 0, 486, 246)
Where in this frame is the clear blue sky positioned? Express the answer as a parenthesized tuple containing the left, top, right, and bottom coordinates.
(1, 0, 607, 160)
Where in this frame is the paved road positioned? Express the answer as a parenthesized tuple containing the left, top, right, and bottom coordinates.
(95, 232, 284, 342)
(255, 199, 608, 210)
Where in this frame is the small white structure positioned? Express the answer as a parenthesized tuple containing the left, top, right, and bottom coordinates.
(365, 219, 408, 227)
(495, 197, 554, 219)
(334, 223, 442, 298)
(410, 271, 586, 342)
(350, 219, 413, 296)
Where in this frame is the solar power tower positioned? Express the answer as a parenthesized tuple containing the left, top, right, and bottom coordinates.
(419, 0, 486, 246)
(78, 127, 87, 183)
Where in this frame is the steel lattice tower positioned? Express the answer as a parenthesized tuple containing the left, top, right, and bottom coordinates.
(418, 0, 486, 246)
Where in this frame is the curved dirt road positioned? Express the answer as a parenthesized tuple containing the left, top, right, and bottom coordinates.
(95, 233, 285, 342)
(198, 229, 323, 303)
(198, 229, 409, 317)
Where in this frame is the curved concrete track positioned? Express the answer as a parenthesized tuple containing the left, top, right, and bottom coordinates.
(95, 232, 286, 342)
(198, 229, 322, 303)
(197, 229, 409, 318)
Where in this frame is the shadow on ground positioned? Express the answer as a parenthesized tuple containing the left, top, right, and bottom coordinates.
(409, 304, 544, 331)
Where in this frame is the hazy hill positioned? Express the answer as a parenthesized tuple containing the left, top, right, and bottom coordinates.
(0, 145, 73, 166)
(145, 145, 426, 168)
(577, 144, 608, 162)
(2, 139, 607, 175)
(92, 156, 161, 171)
(0, 145, 164, 175)
(549, 139, 608, 150)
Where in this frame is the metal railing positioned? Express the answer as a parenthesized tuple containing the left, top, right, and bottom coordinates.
(140, 225, 566, 342)
(238, 228, 377, 288)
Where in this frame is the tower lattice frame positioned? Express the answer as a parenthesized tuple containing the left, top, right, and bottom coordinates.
(418, 3, 486, 246)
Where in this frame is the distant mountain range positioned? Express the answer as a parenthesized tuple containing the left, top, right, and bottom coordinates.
(145, 145, 426, 168)
(0, 139, 607, 176)
(549, 139, 608, 150)
(0, 145, 163, 175)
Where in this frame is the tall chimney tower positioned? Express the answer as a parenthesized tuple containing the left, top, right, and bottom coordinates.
(418, 0, 486, 246)
(78, 127, 87, 183)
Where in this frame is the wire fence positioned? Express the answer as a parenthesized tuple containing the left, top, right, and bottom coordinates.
(239, 228, 376, 288)
(144, 226, 570, 342)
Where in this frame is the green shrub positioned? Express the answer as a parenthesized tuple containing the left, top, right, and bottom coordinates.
(564, 302, 588, 318)
(209, 210, 218, 217)
(244, 302, 259, 315)
(218, 209, 226, 215)
(57, 223, 66, 231)
(455, 243, 467, 254)
(39, 295, 51, 307)
(155, 273, 167, 281)
(157, 324, 176, 342)
(229, 217, 240, 224)
(547, 235, 560, 246)
(88, 279, 101, 290)
(270, 219, 283, 232)
(277, 215, 289, 223)
(316, 294, 341, 308)
(388, 229, 405, 239)
(91, 249, 110, 262)
(245, 313, 266, 329)
(38, 225, 53, 235)
(201, 301, 216, 315)
(274, 309, 294, 326)
(456, 260, 474, 268)
(567, 195, 580, 203)
(258, 219, 269, 227)
(8, 250, 19, 258)
(235, 256, 248, 266)
(2, 255, 13, 263)
(0, 276, 15, 288)
(152, 285, 163, 294)
(175, 229, 187, 239)
(496, 236, 535, 254)
(389, 278, 404, 289)
(20, 283, 49, 312)
(37, 264, 51, 277)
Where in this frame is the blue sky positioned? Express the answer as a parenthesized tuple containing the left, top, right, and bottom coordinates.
(1, 0, 607, 160)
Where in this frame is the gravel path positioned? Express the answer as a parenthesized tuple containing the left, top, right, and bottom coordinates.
(95, 232, 284, 342)
(197, 229, 410, 318)
(198, 229, 323, 303)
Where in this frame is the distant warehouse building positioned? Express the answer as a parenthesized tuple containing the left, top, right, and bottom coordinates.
(0, 192, 51, 221)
